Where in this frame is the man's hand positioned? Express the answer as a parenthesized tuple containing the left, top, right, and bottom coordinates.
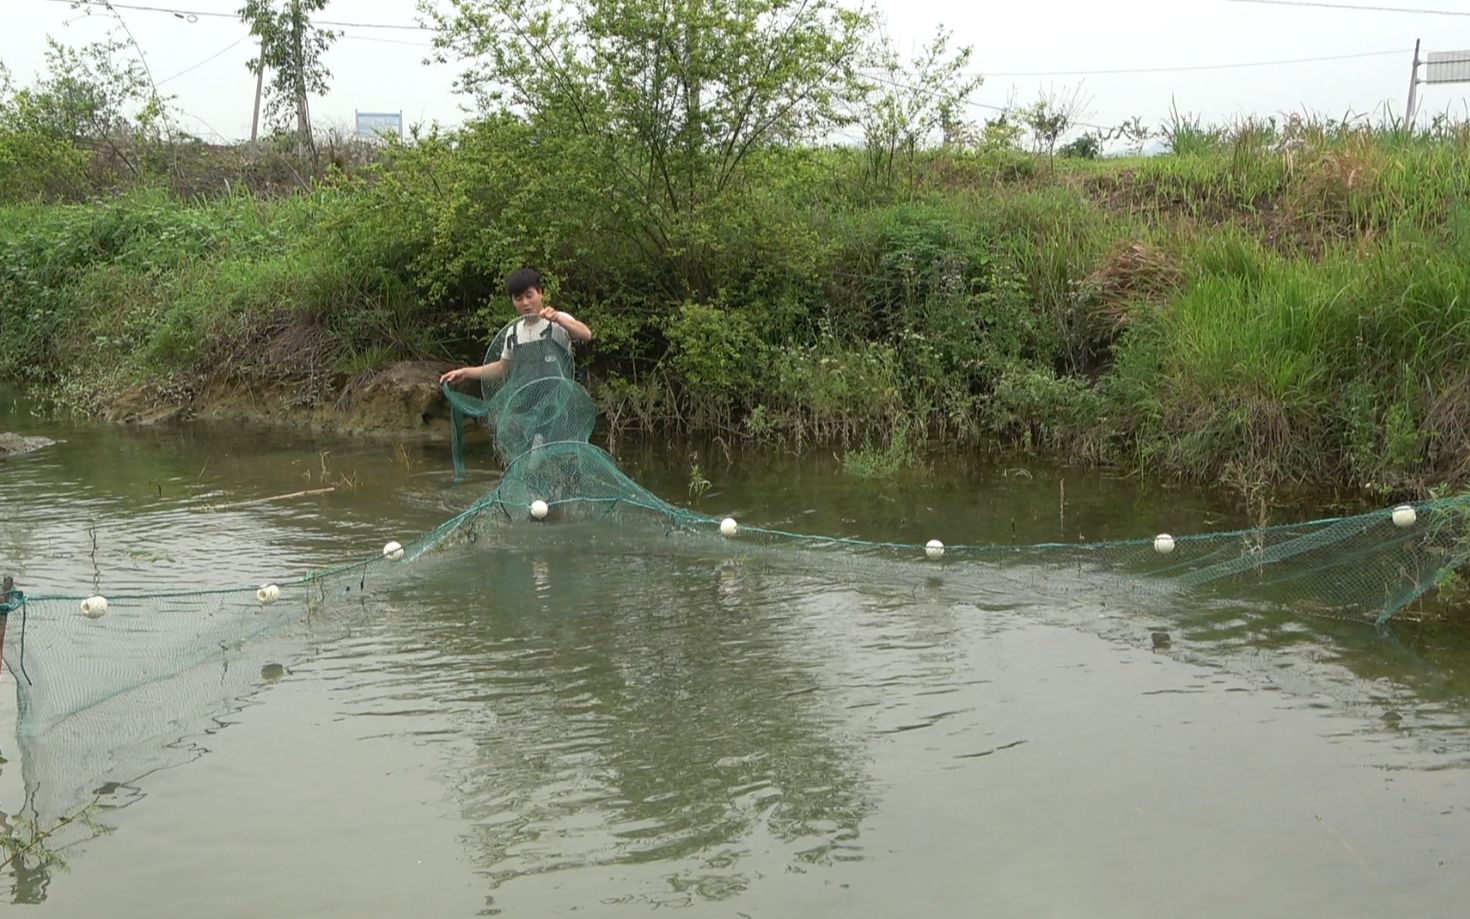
(536, 307, 592, 343)
(440, 367, 474, 385)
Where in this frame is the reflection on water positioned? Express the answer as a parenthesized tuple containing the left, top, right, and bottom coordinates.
(410, 551, 873, 891)
(2, 392, 1470, 915)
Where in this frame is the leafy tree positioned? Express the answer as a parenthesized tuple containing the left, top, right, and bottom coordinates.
(859, 25, 982, 191)
(1058, 132, 1100, 159)
(26, 37, 166, 144)
(424, 0, 870, 296)
(1113, 115, 1152, 155)
(977, 113, 1024, 151)
(0, 37, 169, 198)
(239, 0, 339, 155)
(1020, 85, 1092, 165)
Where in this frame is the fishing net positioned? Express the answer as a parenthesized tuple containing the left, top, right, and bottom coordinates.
(4, 327, 1470, 821)
(442, 316, 597, 477)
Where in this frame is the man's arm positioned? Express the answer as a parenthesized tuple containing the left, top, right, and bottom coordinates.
(440, 359, 506, 385)
(539, 307, 593, 343)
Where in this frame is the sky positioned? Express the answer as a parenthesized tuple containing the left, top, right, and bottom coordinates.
(1, 0, 1468, 144)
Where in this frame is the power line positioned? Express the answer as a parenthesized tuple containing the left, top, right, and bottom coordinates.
(859, 71, 1114, 130)
(979, 47, 1409, 77)
(41, 0, 205, 23)
(157, 32, 248, 84)
(37, 0, 430, 31)
(858, 45, 1415, 134)
(861, 42, 1425, 132)
(1224, 0, 1470, 15)
(337, 31, 435, 49)
(171, 106, 233, 142)
(39, 0, 225, 23)
(35, 2, 1430, 67)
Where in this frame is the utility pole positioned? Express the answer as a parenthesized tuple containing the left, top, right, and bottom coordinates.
(291, 0, 313, 160)
(1405, 38, 1422, 129)
(250, 37, 265, 145)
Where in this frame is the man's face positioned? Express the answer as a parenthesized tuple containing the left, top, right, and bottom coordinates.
(512, 286, 544, 316)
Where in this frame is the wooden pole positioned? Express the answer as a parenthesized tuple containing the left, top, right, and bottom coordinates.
(1406, 39, 1422, 129)
(250, 40, 265, 145)
(0, 576, 13, 676)
(292, 0, 313, 160)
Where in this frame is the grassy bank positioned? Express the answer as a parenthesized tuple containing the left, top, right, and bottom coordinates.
(3, 118, 1470, 499)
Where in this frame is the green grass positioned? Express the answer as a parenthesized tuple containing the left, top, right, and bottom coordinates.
(1109, 226, 1470, 491)
(4, 116, 1470, 496)
(841, 417, 919, 479)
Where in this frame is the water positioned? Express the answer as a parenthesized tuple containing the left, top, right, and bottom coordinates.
(3, 392, 1470, 916)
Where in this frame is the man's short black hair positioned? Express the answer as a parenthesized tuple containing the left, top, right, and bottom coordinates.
(505, 267, 543, 298)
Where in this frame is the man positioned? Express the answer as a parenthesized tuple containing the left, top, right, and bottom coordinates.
(439, 268, 592, 386)
(440, 269, 595, 472)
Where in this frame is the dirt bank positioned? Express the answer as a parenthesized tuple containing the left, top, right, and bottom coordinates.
(99, 361, 460, 439)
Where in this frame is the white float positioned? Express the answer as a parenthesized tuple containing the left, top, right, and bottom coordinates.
(925, 539, 945, 560)
(530, 500, 549, 520)
(720, 517, 738, 536)
(1391, 505, 1417, 528)
(80, 595, 109, 619)
(383, 540, 405, 561)
(1154, 533, 1176, 555)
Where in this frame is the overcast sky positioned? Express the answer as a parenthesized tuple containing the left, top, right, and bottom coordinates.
(2, 0, 1467, 143)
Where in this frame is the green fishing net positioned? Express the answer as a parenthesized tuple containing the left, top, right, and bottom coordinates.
(442, 317, 597, 477)
(4, 324, 1470, 820)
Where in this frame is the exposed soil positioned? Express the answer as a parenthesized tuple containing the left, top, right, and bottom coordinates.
(99, 360, 458, 439)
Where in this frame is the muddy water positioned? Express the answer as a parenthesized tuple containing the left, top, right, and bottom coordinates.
(2, 393, 1468, 916)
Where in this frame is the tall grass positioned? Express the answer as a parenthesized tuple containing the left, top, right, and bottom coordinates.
(1109, 226, 1470, 491)
(4, 113, 1470, 493)
(0, 188, 432, 408)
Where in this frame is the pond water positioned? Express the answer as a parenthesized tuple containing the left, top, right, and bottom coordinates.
(2, 391, 1469, 917)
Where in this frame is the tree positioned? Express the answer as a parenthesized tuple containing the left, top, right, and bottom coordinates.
(0, 36, 170, 198)
(1058, 133, 1100, 159)
(1019, 85, 1092, 162)
(239, 0, 339, 156)
(424, 0, 870, 295)
(27, 37, 165, 144)
(55, 0, 173, 139)
(1114, 115, 1152, 155)
(859, 25, 983, 192)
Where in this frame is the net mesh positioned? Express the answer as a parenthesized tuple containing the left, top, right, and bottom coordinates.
(4, 341, 1470, 820)
(443, 317, 597, 476)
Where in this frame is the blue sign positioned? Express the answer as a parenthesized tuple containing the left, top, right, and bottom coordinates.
(355, 111, 403, 140)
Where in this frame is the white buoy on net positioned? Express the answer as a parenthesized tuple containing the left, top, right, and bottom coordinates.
(383, 540, 405, 561)
(256, 583, 281, 605)
(80, 595, 109, 619)
(530, 500, 549, 520)
(1154, 533, 1176, 555)
(1391, 504, 1417, 528)
(925, 539, 945, 560)
(720, 517, 738, 536)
